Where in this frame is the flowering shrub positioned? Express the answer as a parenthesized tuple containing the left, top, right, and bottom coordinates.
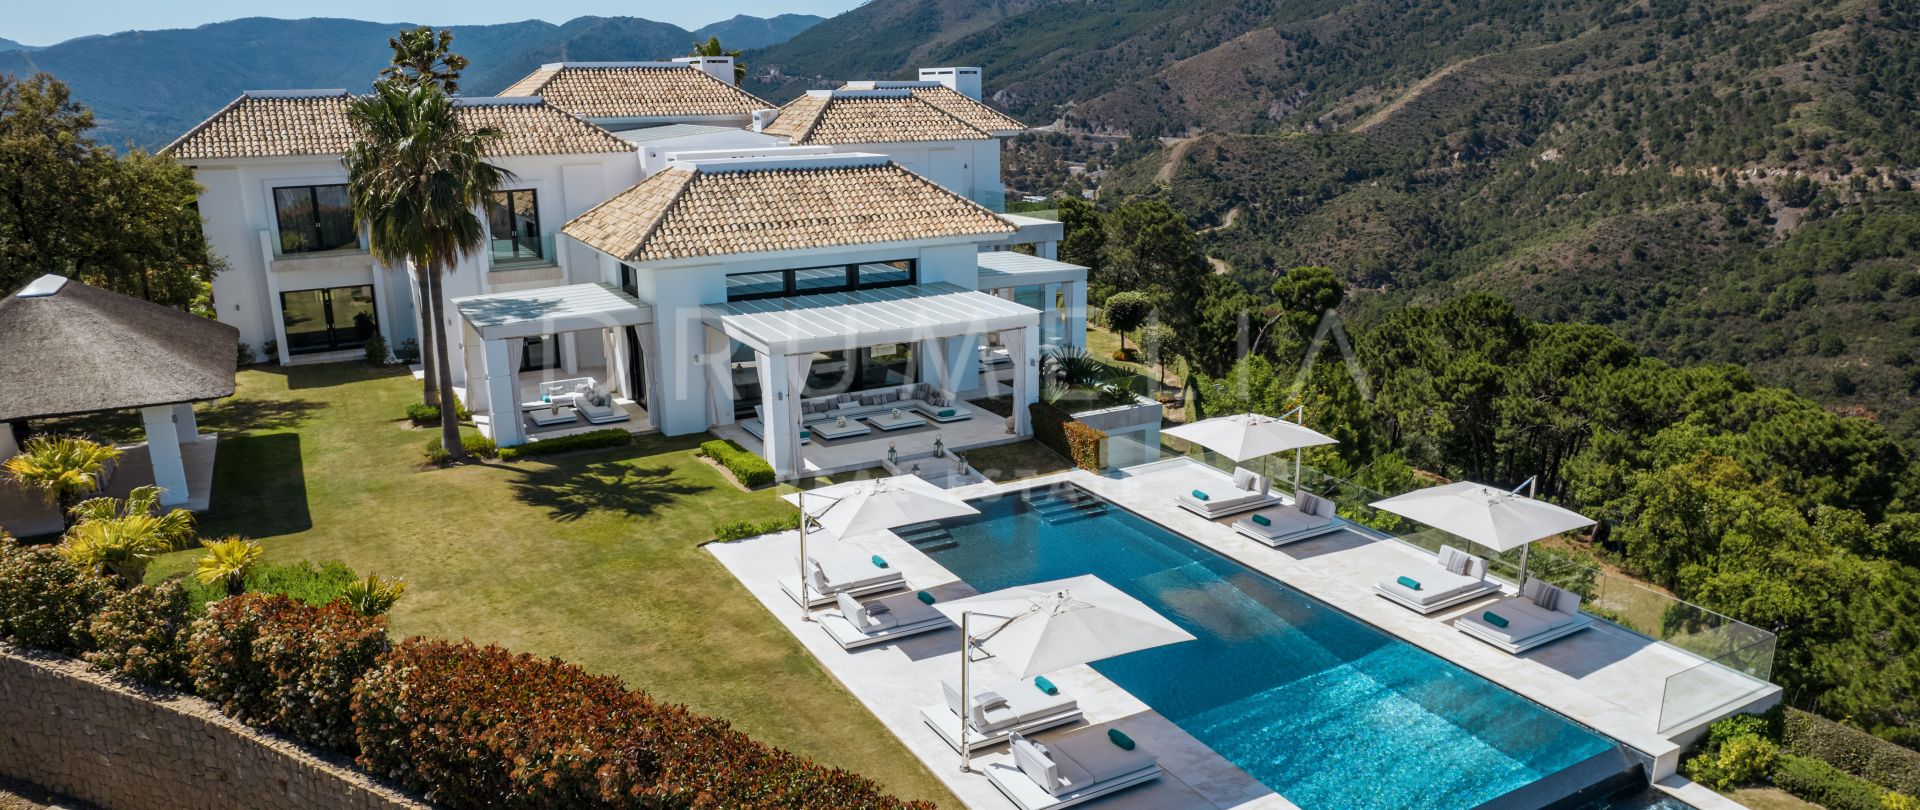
(188, 594, 388, 754)
(0, 535, 109, 655)
(84, 580, 194, 689)
(353, 639, 931, 809)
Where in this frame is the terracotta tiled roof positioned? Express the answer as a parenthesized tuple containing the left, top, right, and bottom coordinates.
(763, 90, 1003, 146)
(563, 159, 1016, 262)
(496, 62, 772, 120)
(907, 85, 1026, 133)
(162, 92, 634, 161)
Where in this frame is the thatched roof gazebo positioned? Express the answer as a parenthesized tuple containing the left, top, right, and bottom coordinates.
(0, 275, 237, 533)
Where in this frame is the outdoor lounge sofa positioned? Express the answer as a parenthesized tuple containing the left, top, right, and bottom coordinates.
(779, 547, 908, 608)
(743, 384, 972, 443)
(820, 591, 952, 649)
(920, 677, 1084, 753)
(1232, 489, 1343, 547)
(1175, 467, 1281, 519)
(1374, 544, 1503, 614)
(986, 726, 1161, 810)
(1455, 579, 1593, 653)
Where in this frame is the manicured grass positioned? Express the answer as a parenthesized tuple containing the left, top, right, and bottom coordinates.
(144, 363, 958, 807)
(1725, 787, 1823, 810)
(963, 441, 1072, 482)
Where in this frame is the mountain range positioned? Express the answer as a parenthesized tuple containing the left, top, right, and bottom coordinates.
(0, 14, 821, 147)
(0, 36, 38, 52)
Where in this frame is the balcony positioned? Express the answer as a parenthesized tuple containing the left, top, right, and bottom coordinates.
(489, 233, 557, 272)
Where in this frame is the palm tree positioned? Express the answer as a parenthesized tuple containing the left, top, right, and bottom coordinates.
(689, 37, 747, 84)
(3, 435, 120, 531)
(61, 485, 195, 586)
(341, 573, 408, 616)
(344, 81, 511, 462)
(194, 536, 263, 597)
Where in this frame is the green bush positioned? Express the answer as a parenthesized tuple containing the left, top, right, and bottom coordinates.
(1688, 734, 1780, 790)
(1030, 401, 1107, 471)
(498, 428, 632, 460)
(187, 594, 389, 755)
(699, 438, 774, 488)
(405, 398, 471, 426)
(713, 513, 802, 542)
(1886, 792, 1920, 810)
(394, 338, 421, 364)
(351, 638, 931, 809)
(83, 580, 195, 689)
(0, 535, 110, 655)
(1773, 753, 1894, 810)
(424, 433, 497, 463)
(1783, 707, 1920, 797)
(188, 560, 362, 612)
(362, 334, 388, 366)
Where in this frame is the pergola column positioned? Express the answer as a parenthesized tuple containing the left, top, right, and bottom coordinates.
(1008, 325, 1040, 438)
(1065, 280, 1088, 350)
(756, 350, 802, 481)
(172, 403, 199, 442)
(140, 405, 189, 506)
(484, 338, 525, 447)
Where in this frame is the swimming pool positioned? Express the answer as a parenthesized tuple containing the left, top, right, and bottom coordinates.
(914, 485, 1620, 809)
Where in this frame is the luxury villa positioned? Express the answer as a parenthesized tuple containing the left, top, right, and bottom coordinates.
(163, 59, 1092, 481)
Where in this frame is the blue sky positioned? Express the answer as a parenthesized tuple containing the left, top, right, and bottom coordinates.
(8, 1, 861, 47)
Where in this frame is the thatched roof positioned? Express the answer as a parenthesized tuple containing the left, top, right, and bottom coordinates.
(0, 276, 238, 421)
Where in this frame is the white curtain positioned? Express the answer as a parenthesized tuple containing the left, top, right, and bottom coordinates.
(785, 353, 814, 477)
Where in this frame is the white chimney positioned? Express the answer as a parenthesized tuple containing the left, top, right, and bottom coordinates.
(919, 67, 982, 100)
(674, 56, 737, 86)
(751, 108, 777, 133)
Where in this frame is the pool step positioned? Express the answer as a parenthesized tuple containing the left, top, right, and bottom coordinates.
(894, 522, 958, 552)
(1022, 488, 1108, 525)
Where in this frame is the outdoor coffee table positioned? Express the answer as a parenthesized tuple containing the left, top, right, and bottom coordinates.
(811, 417, 874, 440)
(866, 410, 928, 431)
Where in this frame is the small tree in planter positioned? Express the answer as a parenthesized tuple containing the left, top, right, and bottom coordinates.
(1102, 291, 1151, 360)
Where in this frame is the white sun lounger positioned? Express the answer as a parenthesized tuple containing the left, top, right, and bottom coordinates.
(1232, 489, 1343, 546)
(1374, 544, 1504, 614)
(919, 677, 1083, 753)
(1455, 580, 1594, 653)
(820, 591, 951, 649)
(986, 726, 1161, 810)
(779, 549, 908, 608)
(1175, 467, 1281, 519)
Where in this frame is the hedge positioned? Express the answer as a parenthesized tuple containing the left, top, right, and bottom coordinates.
(699, 438, 774, 488)
(1030, 401, 1107, 471)
(0, 535, 109, 655)
(424, 433, 498, 463)
(499, 428, 632, 460)
(405, 398, 471, 426)
(1784, 707, 1920, 797)
(187, 594, 389, 755)
(84, 581, 195, 690)
(353, 638, 932, 809)
(1774, 753, 1898, 810)
(713, 513, 802, 542)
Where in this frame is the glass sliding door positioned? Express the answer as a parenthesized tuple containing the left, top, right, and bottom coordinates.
(487, 190, 544, 266)
(279, 285, 378, 354)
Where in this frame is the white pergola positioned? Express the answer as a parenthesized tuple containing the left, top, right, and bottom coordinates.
(703, 282, 1042, 480)
(974, 251, 1089, 353)
(454, 283, 654, 447)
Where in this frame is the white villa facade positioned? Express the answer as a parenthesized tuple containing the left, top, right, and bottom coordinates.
(165, 59, 1086, 479)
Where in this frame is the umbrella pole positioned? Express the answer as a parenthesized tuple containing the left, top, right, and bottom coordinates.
(1514, 476, 1538, 593)
(959, 610, 973, 773)
(798, 489, 815, 623)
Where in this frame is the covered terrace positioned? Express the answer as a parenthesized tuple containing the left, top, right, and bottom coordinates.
(453, 282, 656, 447)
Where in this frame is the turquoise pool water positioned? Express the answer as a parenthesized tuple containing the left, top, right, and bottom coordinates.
(917, 486, 1618, 810)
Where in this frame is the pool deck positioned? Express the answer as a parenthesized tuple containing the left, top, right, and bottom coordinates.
(708, 460, 1778, 808)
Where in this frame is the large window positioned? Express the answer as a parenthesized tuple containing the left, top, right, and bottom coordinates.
(488, 189, 544, 266)
(273, 184, 355, 255)
(733, 341, 918, 417)
(725, 260, 916, 302)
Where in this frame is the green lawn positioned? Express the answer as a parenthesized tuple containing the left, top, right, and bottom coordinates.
(143, 362, 958, 807)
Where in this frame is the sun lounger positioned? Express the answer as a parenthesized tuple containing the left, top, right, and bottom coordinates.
(780, 549, 908, 608)
(1233, 489, 1343, 546)
(1175, 467, 1280, 519)
(986, 726, 1161, 810)
(820, 591, 951, 649)
(526, 407, 577, 427)
(920, 677, 1083, 753)
(1374, 544, 1504, 614)
(916, 401, 974, 423)
(1456, 580, 1593, 652)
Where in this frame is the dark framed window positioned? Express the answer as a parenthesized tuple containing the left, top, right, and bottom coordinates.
(280, 285, 376, 354)
(522, 335, 564, 372)
(724, 260, 917, 302)
(488, 189, 543, 264)
(273, 184, 355, 254)
(619, 264, 638, 297)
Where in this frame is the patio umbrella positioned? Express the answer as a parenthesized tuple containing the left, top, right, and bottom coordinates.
(1163, 410, 1337, 488)
(929, 574, 1197, 770)
(1368, 478, 1595, 590)
(781, 474, 979, 619)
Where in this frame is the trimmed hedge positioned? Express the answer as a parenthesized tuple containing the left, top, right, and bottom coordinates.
(1774, 753, 1895, 810)
(1784, 707, 1920, 797)
(187, 594, 389, 754)
(713, 514, 802, 542)
(424, 433, 498, 463)
(699, 438, 774, 488)
(84, 580, 195, 689)
(0, 535, 109, 655)
(499, 428, 632, 460)
(1031, 401, 1107, 472)
(405, 398, 471, 426)
(352, 638, 932, 809)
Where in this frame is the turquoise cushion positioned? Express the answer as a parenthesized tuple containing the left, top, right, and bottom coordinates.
(916, 590, 936, 605)
(870, 555, 889, 569)
(938, 408, 956, 417)
(799, 429, 811, 439)
(1483, 611, 1510, 628)
(1191, 489, 1210, 501)
(1251, 513, 1271, 526)
(1396, 576, 1422, 591)
(1034, 675, 1058, 695)
(1107, 728, 1136, 750)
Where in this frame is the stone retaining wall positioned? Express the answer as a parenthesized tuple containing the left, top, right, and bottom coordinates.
(0, 645, 426, 810)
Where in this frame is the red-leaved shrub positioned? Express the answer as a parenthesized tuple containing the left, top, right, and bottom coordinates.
(187, 594, 387, 754)
(353, 639, 932, 809)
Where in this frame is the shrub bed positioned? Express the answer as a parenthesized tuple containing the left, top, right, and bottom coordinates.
(84, 581, 195, 689)
(1773, 753, 1897, 810)
(499, 428, 632, 460)
(698, 439, 774, 488)
(404, 399, 470, 426)
(424, 433, 498, 463)
(1030, 401, 1107, 472)
(0, 536, 109, 655)
(187, 594, 389, 754)
(712, 514, 801, 542)
(1784, 707, 1920, 797)
(185, 560, 362, 612)
(353, 638, 931, 809)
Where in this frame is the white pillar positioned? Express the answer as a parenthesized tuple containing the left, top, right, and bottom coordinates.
(756, 350, 798, 481)
(606, 329, 631, 401)
(1066, 280, 1089, 350)
(561, 332, 579, 374)
(703, 326, 735, 426)
(172, 403, 199, 442)
(140, 405, 190, 506)
(0, 422, 18, 460)
(1037, 240, 1059, 260)
(1009, 326, 1040, 438)
(484, 338, 525, 447)
(260, 231, 291, 366)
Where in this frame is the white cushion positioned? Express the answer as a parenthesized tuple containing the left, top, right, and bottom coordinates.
(1232, 468, 1256, 491)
